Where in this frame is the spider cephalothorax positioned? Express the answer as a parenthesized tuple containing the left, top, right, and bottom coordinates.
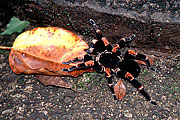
(63, 19, 157, 105)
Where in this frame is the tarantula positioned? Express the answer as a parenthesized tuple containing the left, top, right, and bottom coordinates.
(62, 19, 157, 105)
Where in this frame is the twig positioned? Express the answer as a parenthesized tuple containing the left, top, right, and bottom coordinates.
(0, 46, 12, 50)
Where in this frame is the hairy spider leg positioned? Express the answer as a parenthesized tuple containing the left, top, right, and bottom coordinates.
(62, 60, 94, 72)
(62, 54, 92, 65)
(107, 76, 118, 101)
(62, 19, 109, 71)
(112, 34, 136, 53)
(124, 50, 155, 71)
(62, 54, 93, 72)
(103, 67, 117, 101)
(117, 70, 157, 105)
(63, 19, 113, 65)
(88, 19, 112, 54)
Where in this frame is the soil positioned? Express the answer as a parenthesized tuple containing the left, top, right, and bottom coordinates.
(0, 1, 180, 120)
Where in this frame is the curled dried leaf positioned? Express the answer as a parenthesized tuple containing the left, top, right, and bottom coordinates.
(114, 79, 126, 101)
(8, 27, 94, 87)
(36, 75, 70, 88)
(9, 27, 93, 77)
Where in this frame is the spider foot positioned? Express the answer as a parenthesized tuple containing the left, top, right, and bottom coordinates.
(114, 99, 118, 104)
(62, 66, 77, 72)
(62, 61, 72, 65)
(62, 60, 94, 72)
(85, 48, 93, 54)
(149, 100, 157, 105)
(148, 67, 156, 72)
(112, 94, 118, 103)
(89, 19, 98, 30)
(62, 57, 83, 65)
(62, 68, 69, 72)
(124, 34, 136, 45)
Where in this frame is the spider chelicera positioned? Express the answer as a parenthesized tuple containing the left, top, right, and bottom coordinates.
(62, 19, 157, 105)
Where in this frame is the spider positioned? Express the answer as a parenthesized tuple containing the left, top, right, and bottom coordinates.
(62, 19, 157, 105)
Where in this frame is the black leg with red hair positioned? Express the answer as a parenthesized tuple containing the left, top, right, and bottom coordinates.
(63, 54, 92, 65)
(104, 67, 117, 101)
(124, 50, 155, 71)
(117, 70, 157, 105)
(112, 34, 135, 53)
(88, 19, 113, 54)
(62, 60, 94, 72)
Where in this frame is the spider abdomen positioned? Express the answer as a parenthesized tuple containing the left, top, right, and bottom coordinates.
(119, 60, 141, 78)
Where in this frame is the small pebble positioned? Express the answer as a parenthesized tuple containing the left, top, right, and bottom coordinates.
(124, 113, 133, 118)
(64, 96, 72, 103)
(2, 109, 13, 114)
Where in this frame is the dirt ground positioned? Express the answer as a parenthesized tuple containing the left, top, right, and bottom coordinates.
(0, 1, 180, 120)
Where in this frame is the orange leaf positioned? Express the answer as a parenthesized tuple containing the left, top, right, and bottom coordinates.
(36, 75, 70, 88)
(114, 79, 126, 101)
(8, 27, 94, 87)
